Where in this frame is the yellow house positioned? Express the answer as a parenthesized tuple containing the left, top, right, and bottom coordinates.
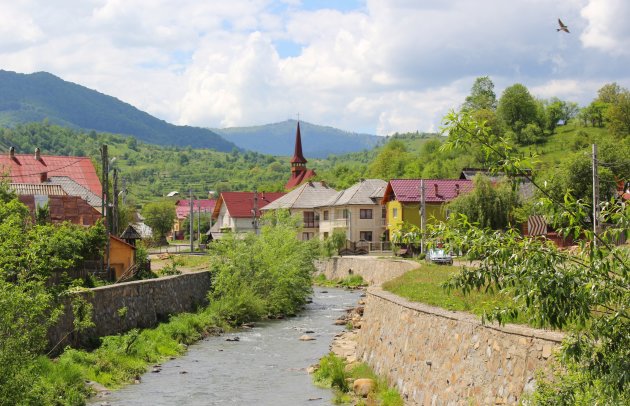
(108, 235, 136, 281)
(381, 179, 473, 240)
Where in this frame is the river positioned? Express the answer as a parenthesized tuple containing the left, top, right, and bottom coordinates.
(95, 287, 361, 405)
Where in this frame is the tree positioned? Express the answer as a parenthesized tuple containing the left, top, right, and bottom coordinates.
(448, 174, 520, 230)
(367, 139, 410, 179)
(462, 76, 497, 111)
(606, 88, 630, 137)
(497, 84, 540, 145)
(440, 110, 630, 403)
(142, 200, 176, 244)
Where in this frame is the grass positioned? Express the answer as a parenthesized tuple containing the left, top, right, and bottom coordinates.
(313, 353, 403, 405)
(382, 264, 527, 324)
(313, 273, 367, 288)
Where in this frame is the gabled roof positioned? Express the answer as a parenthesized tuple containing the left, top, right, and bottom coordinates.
(9, 183, 66, 196)
(320, 179, 387, 207)
(47, 176, 102, 208)
(175, 199, 216, 219)
(382, 179, 474, 204)
(120, 224, 142, 240)
(262, 181, 338, 210)
(212, 192, 285, 219)
(0, 153, 102, 196)
(285, 168, 316, 190)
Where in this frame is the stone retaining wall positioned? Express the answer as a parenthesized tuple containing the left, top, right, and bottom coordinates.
(356, 287, 564, 405)
(314, 256, 418, 286)
(48, 272, 212, 349)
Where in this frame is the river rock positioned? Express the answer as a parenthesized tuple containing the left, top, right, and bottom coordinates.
(299, 334, 316, 341)
(353, 378, 375, 397)
(226, 336, 240, 342)
(334, 319, 347, 325)
(305, 330, 315, 334)
(306, 364, 319, 374)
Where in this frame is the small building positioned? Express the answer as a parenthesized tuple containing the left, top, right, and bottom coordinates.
(381, 179, 473, 240)
(261, 181, 338, 241)
(210, 191, 285, 238)
(108, 235, 136, 281)
(318, 179, 387, 243)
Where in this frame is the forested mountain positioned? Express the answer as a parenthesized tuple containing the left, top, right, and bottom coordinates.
(213, 119, 382, 158)
(0, 70, 236, 152)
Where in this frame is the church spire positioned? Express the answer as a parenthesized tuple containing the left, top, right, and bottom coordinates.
(290, 121, 307, 164)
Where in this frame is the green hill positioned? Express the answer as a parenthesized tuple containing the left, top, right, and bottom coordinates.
(213, 119, 383, 158)
(0, 70, 236, 152)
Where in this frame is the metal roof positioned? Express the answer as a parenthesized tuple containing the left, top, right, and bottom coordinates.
(9, 183, 67, 196)
(213, 192, 285, 219)
(262, 181, 338, 210)
(382, 179, 474, 204)
(47, 176, 102, 208)
(320, 179, 387, 207)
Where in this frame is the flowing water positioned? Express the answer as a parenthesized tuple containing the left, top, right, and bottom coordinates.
(95, 287, 361, 406)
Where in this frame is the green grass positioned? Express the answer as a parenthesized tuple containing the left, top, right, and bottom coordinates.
(313, 273, 367, 288)
(382, 264, 526, 324)
(313, 353, 403, 405)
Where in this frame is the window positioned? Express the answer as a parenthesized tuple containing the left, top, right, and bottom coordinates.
(323, 210, 329, 221)
(392, 208, 398, 218)
(382, 205, 387, 218)
(360, 209, 373, 219)
(303, 211, 317, 228)
(323, 232, 329, 239)
(302, 232, 313, 240)
(360, 231, 373, 241)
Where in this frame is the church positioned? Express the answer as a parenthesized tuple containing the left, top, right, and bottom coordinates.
(284, 122, 317, 190)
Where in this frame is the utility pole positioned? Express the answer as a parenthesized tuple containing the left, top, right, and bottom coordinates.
(113, 168, 119, 236)
(252, 190, 259, 234)
(420, 179, 426, 254)
(189, 189, 194, 253)
(121, 177, 127, 205)
(101, 144, 111, 277)
(197, 203, 201, 249)
(592, 144, 600, 248)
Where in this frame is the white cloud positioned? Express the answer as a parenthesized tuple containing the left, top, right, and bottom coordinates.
(0, 0, 629, 135)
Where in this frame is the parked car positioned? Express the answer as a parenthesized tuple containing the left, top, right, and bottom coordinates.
(427, 248, 453, 265)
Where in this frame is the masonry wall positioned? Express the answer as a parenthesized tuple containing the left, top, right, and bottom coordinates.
(356, 287, 564, 405)
(48, 271, 212, 349)
(314, 256, 418, 286)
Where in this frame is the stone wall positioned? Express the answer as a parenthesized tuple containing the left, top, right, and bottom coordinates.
(314, 256, 418, 286)
(49, 271, 212, 349)
(356, 287, 564, 405)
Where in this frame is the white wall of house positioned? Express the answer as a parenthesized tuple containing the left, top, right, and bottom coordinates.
(318, 204, 386, 242)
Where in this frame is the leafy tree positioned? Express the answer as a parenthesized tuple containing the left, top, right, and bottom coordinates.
(142, 200, 176, 244)
(367, 139, 410, 179)
(497, 84, 540, 145)
(439, 110, 630, 403)
(448, 174, 520, 230)
(606, 88, 630, 137)
(462, 76, 497, 111)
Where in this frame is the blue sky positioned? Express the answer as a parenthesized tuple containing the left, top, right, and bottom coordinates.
(1, 0, 629, 135)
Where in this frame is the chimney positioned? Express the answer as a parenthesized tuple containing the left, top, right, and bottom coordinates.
(9, 146, 15, 160)
(434, 183, 438, 196)
(40, 172, 48, 182)
(35, 147, 41, 161)
(455, 184, 460, 196)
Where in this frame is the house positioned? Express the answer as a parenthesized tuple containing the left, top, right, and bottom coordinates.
(210, 191, 285, 237)
(317, 179, 387, 243)
(172, 199, 216, 240)
(10, 183, 102, 226)
(381, 179, 473, 240)
(285, 122, 316, 190)
(0, 147, 102, 197)
(459, 167, 534, 200)
(261, 181, 338, 240)
(46, 176, 103, 212)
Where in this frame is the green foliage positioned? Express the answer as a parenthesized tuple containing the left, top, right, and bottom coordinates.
(321, 229, 347, 257)
(497, 83, 542, 145)
(313, 353, 349, 392)
(448, 174, 520, 230)
(142, 199, 176, 243)
(462, 76, 497, 112)
(208, 210, 315, 321)
(313, 273, 366, 288)
(438, 111, 630, 402)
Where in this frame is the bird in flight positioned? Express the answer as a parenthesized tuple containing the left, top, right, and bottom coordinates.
(557, 18, 570, 33)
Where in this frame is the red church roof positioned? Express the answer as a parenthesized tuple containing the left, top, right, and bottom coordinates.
(0, 152, 102, 196)
(212, 191, 285, 219)
(290, 122, 307, 164)
(175, 199, 216, 219)
(382, 179, 474, 204)
(285, 169, 316, 190)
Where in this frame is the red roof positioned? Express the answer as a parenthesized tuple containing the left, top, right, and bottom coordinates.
(175, 199, 216, 219)
(0, 153, 102, 196)
(285, 168, 316, 190)
(212, 191, 285, 219)
(382, 179, 474, 204)
(290, 122, 307, 164)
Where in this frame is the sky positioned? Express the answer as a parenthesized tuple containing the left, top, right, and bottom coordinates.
(1, 0, 629, 135)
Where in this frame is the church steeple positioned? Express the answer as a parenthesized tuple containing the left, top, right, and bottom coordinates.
(285, 120, 316, 190)
(290, 121, 307, 165)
